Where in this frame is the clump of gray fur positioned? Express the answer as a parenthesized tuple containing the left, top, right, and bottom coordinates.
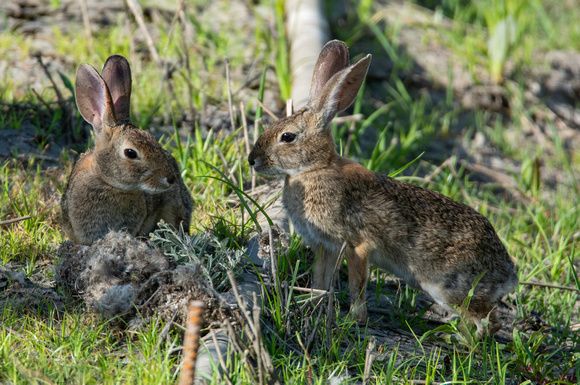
(56, 231, 227, 327)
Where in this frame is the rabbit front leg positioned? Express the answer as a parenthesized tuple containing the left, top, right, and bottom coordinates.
(346, 243, 371, 323)
(312, 245, 339, 290)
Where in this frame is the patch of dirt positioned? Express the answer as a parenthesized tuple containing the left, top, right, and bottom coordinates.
(0, 264, 65, 315)
(0, 122, 70, 167)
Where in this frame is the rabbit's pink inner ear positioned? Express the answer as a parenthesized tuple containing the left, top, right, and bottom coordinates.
(333, 54, 372, 112)
(101, 55, 132, 122)
(313, 54, 372, 126)
(75, 64, 117, 134)
(308, 40, 350, 103)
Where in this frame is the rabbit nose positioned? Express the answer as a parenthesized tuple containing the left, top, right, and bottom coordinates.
(248, 156, 255, 166)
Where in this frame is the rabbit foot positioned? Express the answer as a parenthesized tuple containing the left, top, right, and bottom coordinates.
(349, 302, 368, 324)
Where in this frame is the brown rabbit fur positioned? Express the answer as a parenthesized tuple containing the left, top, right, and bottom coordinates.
(61, 55, 193, 245)
(248, 40, 517, 335)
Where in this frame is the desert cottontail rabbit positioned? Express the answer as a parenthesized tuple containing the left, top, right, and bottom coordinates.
(248, 40, 517, 334)
(61, 55, 193, 245)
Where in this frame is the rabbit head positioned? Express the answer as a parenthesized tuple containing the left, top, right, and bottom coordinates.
(249, 40, 371, 175)
(75, 55, 176, 193)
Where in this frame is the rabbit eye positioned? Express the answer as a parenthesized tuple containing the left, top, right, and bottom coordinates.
(124, 149, 138, 159)
(280, 133, 296, 143)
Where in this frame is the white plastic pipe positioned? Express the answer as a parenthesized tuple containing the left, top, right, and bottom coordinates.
(286, 0, 329, 109)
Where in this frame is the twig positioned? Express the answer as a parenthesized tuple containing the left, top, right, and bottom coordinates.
(261, 321, 302, 355)
(327, 242, 348, 350)
(520, 281, 580, 293)
(31, 88, 54, 112)
(209, 330, 232, 385)
(254, 99, 278, 121)
(77, 0, 94, 53)
(252, 292, 264, 385)
(154, 311, 178, 356)
(329, 242, 348, 293)
(233, 53, 263, 98)
(241, 100, 255, 190)
(262, 282, 328, 295)
(227, 271, 257, 336)
(0, 215, 32, 226)
(138, 284, 163, 310)
(423, 157, 453, 184)
(125, 0, 161, 65)
(362, 338, 376, 385)
(286, 99, 293, 117)
(214, 145, 238, 186)
(178, 6, 197, 130)
(252, 118, 261, 191)
(35, 55, 67, 114)
(161, 0, 185, 58)
(225, 57, 236, 130)
(178, 301, 204, 385)
(223, 319, 244, 354)
(332, 114, 364, 124)
(241, 102, 251, 155)
(268, 227, 281, 316)
(306, 301, 326, 351)
(226, 272, 279, 385)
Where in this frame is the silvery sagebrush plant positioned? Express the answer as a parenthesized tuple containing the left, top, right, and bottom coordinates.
(149, 221, 244, 292)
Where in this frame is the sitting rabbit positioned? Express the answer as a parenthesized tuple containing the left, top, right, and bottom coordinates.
(61, 55, 193, 245)
(248, 40, 517, 335)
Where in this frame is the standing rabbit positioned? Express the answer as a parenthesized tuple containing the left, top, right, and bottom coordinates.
(61, 55, 193, 245)
(248, 40, 517, 335)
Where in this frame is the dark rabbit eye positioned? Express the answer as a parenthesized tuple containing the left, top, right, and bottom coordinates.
(124, 149, 138, 159)
(280, 133, 296, 143)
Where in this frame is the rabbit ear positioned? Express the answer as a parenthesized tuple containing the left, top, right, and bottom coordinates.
(75, 63, 117, 135)
(310, 54, 371, 127)
(309, 40, 350, 102)
(101, 55, 132, 122)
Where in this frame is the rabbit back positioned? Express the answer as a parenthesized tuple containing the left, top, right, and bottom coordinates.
(283, 155, 517, 332)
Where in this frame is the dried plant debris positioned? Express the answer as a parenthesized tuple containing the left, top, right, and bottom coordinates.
(55, 229, 241, 328)
(0, 264, 65, 314)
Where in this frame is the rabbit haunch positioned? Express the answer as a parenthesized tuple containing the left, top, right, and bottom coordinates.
(61, 55, 193, 246)
(248, 40, 517, 335)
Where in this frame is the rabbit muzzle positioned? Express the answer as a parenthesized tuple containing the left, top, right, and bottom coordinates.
(248, 154, 260, 169)
(248, 154, 280, 175)
(248, 151, 266, 171)
(141, 175, 174, 193)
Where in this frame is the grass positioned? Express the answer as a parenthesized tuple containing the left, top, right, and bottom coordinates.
(1, 0, 580, 383)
